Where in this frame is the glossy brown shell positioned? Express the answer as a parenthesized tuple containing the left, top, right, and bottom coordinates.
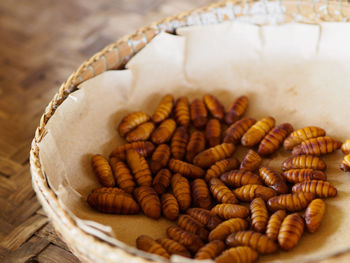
(152, 94, 174, 123)
(233, 184, 276, 202)
(190, 98, 208, 129)
(118, 111, 150, 137)
(209, 178, 238, 204)
(278, 213, 304, 251)
(240, 150, 262, 172)
(193, 143, 236, 168)
(284, 126, 326, 151)
(258, 123, 293, 156)
(152, 168, 172, 194)
(282, 169, 327, 184)
(341, 154, 350, 172)
(341, 139, 350, 154)
(150, 144, 171, 174)
(186, 130, 206, 163)
(224, 95, 249, 125)
(166, 226, 204, 253)
(282, 155, 327, 171)
(194, 240, 226, 260)
(209, 218, 248, 241)
(170, 126, 189, 160)
(223, 117, 256, 144)
(161, 193, 179, 221)
(125, 122, 155, 142)
(110, 157, 135, 194)
(156, 238, 191, 258)
(134, 186, 161, 219)
(265, 210, 287, 241)
(292, 180, 337, 198)
(151, 118, 177, 144)
(203, 94, 225, 120)
(205, 118, 222, 147)
(226, 230, 278, 254)
(192, 178, 212, 209)
(171, 173, 191, 211)
(241, 117, 275, 147)
(220, 170, 263, 187)
(177, 214, 209, 241)
(211, 204, 250, 220)
(305, 198, 326, 233)
(91, 154, 115, 187)
(109, 141, 154, 161)
(136, 235, 170, 259)
(267, 192, 315, 212)
(126, 149, 152, 187)
(205, 157, 240, 182)
(292, 136, 342, 156)
(215, 246, 259, 263)
(174, 96, 190, 127)
(186, 208, 222, 230)
(250, 198, 269, 233)
(258, 167, 289, 194)
(168, 158, 205, 179)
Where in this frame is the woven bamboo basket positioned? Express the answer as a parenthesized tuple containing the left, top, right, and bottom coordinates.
(30, 0, 350, 262)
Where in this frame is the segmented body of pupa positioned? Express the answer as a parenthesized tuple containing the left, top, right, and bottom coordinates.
(186, 208, 222, 230)
(292, 136, 342, 156)
(258, 167, 289, 194)
(282, 169, 327, 184)
(87, 191, 139, 214)
(171, 173, 191, 211)
(151, 118, 176, 144)
(250, 198, 269, 233)
(292, 180, 337, 198)
(136, 235, 170, 259)
(305, 198, 326, 233)
(284, 126, 326, 151)
(225, 231, 278, 254)
(203, 94, 225, 120)
(118, 111, 150, 137)
(282, 155, 327, 171)
(168, 158, 205, 179)
(152, 94, 174, 123)
(224, 95, 249, 125)
(126, 149, 152, 186)
(109, 157, 135, 193)
(170, 126, 189, 160)
(167, 226, 204, 253)
(191, 98, 208, 129)
(267, 192, 315, 212)
(152, 169, 172, 194)
(223, 118, 256, 144)
(341, 139, 350, 154)
(110, 141, 155, 161)
(205, 157, 240, 182)
(186, 130, 206, 162)
(265, 210, 286, 241)
(278, 213, 304, 251)
(211, 204, 250, 220)
(150, 144, 170, 174)
(156, 238, 191, 258)
(194, 240, 226, 260)
(193, 143, 236, 168)
(134, 186, 161, 219)
(220, 170, 263, 188)
(240, 150, 261, 172)
(161, 193, 179, 221)
(91, 154, 115, 187)
(241, 117, 275, 147)
(341, 154, 350, 172)
(209, 218, 248, 241)
(125, 122, 155, 142)
(177, 214, 209, 241)
(90, 187, 126, 195)
(258, 123, 293, 156)
(205, 118, 222, 147)
(215, 246, 259, 263)
(192, 178, 212, 209)
(174, 96, 190, 127)
(209, 178, 238, 204)
(233, 184, 276, 202)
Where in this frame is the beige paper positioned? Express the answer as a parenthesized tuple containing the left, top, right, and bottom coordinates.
(38, 19, 350, 263)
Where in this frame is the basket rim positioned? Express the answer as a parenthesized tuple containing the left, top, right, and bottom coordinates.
(29, 0, 350, 262)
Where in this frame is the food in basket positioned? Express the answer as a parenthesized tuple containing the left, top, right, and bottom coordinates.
(203, 94, 225, 120)
(151, 94, 174, 123)
(118, 111, 150, 137)
(283, 126, 326, 151)
(278, 213, 304, 251)
(341, 139, 350, 154)
(240, 149, 262, 172)
(250, 197, 269, 233)
(305, 199, 326, 233)
(205, 118, 221, 147)
(205, 157, 240, 182)
(266, 210, 287, 241)
(241, 116, 275, 147)
(292, 136, 342, 156)
(85, 93, 344, 261)
(341, 154, 350, 172)
(224, 95, 249, 125)
(258, 123, 294, 156)
(190, 98, 208, 129)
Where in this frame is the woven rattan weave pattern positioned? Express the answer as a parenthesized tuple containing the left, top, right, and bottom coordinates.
(18, 0, 350, 262)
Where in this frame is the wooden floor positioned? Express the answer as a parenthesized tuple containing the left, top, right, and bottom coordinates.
(0, 0, 212, 262)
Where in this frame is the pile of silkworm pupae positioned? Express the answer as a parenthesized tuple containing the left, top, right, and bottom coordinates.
(87, 94, 348, 263)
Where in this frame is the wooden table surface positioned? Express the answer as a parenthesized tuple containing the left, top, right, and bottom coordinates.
(1, 0, 350, 262)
